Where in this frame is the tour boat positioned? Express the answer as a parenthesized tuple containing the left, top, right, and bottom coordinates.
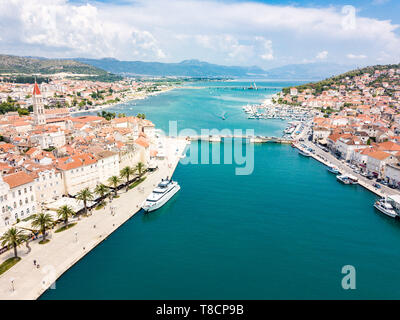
(142, 179, 180, 212)
(374, 198, 398, 218)
(327, 166, 340, 174)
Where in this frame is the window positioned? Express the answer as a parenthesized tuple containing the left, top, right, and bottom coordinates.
(25, 198, 28, 204)
(19, 200, 22, 206)
(18, 190, 21, 196)
(30, 186, 32, 191)
(24, 188, 27, 194)
(13, 202, 16, 208)
(27, 208, 30, 214)
(21, 210, 24, 216)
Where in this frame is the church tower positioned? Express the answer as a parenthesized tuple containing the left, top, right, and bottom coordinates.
(32, 81, 46, 125)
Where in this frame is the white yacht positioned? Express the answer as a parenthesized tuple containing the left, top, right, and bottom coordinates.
(142, 179, 180, 212)
(374, 198, 398, 218)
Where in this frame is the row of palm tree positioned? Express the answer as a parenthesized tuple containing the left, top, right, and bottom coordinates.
(108, 162, 145, 193)
(1, 206, 75, 258)
(0, 162, 146, 259)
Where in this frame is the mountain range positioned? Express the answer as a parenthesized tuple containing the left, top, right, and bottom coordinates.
(76, 58, 359, 80)
(0, 54, 362, 81)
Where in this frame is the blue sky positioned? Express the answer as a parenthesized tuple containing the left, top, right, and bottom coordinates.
(1, 0, 399, 69)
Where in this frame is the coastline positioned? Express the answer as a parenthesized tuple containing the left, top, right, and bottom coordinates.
(0, 136, 188, 300)
(70, 86, 179, 115)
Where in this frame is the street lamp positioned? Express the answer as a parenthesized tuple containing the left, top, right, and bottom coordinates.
(10, 278, 14, 292)
(75, 232, 78, 243)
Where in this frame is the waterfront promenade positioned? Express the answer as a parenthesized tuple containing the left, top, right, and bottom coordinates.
(294, 124, 395, 198)
(0, 137, 188, 300)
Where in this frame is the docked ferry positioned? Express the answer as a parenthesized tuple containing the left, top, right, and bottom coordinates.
(142, 179, 180, 212)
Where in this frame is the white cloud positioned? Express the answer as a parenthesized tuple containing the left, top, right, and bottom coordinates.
(0, 0, 165, 60)
(347, 54, 367, 59)
(316, 51, 328, 60)
(0, 0, 399, 66)
(255, 37, 274, 61)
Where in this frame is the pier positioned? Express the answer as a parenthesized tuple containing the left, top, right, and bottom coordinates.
(188, 135, 294, 144)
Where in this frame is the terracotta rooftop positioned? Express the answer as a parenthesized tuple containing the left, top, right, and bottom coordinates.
(3, 171, 34, 188)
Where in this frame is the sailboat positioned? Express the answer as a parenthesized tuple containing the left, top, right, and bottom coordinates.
(248, 81, 258, 90)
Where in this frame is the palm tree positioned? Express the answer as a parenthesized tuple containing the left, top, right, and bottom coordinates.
(120, 166, 136, 191)
(31, 212, 54, 242)
(108, 175, 121, 196)
(95, 183, 109, 203)
(76, 188, 94, 215)
(135, 162, 145, 177)
(57, 205, 75, 225)
(0, 228, 26, 258)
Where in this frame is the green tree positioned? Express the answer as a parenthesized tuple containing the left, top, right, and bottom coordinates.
(108, 175, 121, 196)
(95, 183, 109, 203)
(57, 205, 75, 225)
(0, 228, 26, 258)
(31, 212, 54, 242)
(76, 188, 94, 215)
(135, 162, 145, 176)
(120, 166, 136, 191)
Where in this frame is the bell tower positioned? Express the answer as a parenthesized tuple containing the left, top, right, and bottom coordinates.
(32, 81, 46, 125)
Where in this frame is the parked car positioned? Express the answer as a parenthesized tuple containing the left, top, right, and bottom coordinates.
(373, 183, 381, 189)
(367, 175, 374, 180)
(389, 184, 397, 190)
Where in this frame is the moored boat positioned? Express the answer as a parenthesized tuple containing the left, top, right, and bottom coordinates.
(142, 178, 180, 212)
(374, 198, 398, 218)
(298, 149, 311, 157)
(337, 174, 358, 185)
(327, 166, 340, 174)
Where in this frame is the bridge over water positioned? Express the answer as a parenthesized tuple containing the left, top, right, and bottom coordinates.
(188, 135, 293, 144)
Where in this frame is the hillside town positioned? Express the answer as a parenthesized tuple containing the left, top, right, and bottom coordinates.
(281, 66, 400, 187)
(0, 81, 168, 233)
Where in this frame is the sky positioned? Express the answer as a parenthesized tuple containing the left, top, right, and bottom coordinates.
(0, 0, 399, 69)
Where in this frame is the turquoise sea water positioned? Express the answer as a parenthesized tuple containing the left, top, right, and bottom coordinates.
(42, 81, 400, 299)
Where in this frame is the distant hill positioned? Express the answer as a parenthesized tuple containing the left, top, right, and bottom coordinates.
(282, 62, 400, 95)
(76, 58, 267, 78)
(0, 54, 122, 81)
(264, 63, 359, 80)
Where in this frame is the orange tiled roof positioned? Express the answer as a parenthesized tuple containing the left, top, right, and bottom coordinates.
(368, 151, 392, 161)
(3, 171, 34, 188)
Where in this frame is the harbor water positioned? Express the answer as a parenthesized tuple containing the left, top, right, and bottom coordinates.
(41, 81, 400, 299)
